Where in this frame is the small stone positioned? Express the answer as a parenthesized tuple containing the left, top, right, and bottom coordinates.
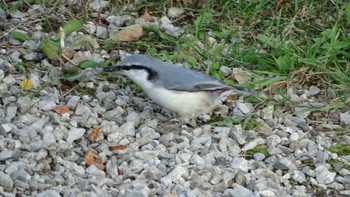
(274, 158, 292, 170)
(315, 165, 336, 185)
(231, 158, 249, 172)
(24, 52, 39, 60)
(106, 15, 131, 27)
(162, 166, 187, 185)
(43, 132, 56, 146)
(292, 171, 306, 183)
(86, 165, 105, 176)
(237, 102, 251, 114)
(294, 107, 311, 119)
(309, 86, 320, 96)
(75, 102, 91, 115)
(340, 111, 350, 125)
(0, 150, 13, 161)
(17, 96, 33, 113)
(37, 97, 57, 111)
(37, 189, 61, 197)
(159, 132, 174, 146)
(106, 156, 118, 178)
(67, 96, 80, 110)
(225, 184, 255, 197)
(67, 128, 85, 143)
(1, 123, 13, 133)
(241, 138, 264, 151)
(23, 40, 39, 50)
(96, 25, 108, 39)
(0, 172, 13, 190)
(190, 153, 205, 166)
(30, 140, 43, 152)
(88, 0, 108, 11)
(3, 75, 16, 84)
(167, 7, 185, 18)
(219, 66, 232, 76)
(289, 132, 299, 141)
(0, 83, 8, 97)
(259, 190, 276, 197)
(139, 126, 160, 139)
(340, 190, 350, 195)
(254, 153, 266, 161)
(0, 69, 4, 81)
(261, 106, 274, 120)
(120, 122, 135, 136)
(6, 105, 17, 120)
(84, 22, 96, 34)
(231, 125, 246, 145)
(126, 111, 141, 127)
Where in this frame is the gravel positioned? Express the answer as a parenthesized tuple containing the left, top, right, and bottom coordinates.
(0, 1, 349, 196)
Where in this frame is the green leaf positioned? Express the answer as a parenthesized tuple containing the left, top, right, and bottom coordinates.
(8, 1, 23, 13)
(345, 3, 350, 18)
(63, 19, 84, 35)
(79, 60, 98, 69)
(10, 31, 30, 42)
(40, 38, 61, 60)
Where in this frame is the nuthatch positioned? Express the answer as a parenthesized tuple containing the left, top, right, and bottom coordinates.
(104, 54, 250, 119)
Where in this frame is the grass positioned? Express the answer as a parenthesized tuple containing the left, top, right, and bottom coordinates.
(2, 0, 350, 103)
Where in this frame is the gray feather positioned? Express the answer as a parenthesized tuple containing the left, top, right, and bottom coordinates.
(119, 54, 237, 92)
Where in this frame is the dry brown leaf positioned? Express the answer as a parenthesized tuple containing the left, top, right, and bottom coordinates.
(275, 0, 289, 11)
(85, 150, 105, 170)
(140, 7, 152, 22)
(90, 127, 100, 141)
(232, 68, 252, 84)
(109, 145, 126, 151)
(52, 105, 69, 115)
(110, 24, 143, 42)
(85, 150, 95, 165)
(20, 79, 33, 91)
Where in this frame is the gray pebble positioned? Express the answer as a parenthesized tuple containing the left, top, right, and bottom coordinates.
(315, 165, 336, 185)
(17, 96, 33, 113)
(96, 26, 108, 39)
(37, 189, 61, 197)
(67, 128, 86, 143)
(309, 86, 320, 96)
(67, 96, 80, 110)
(0, 150, 14, 161)
(0, 172, 13, 190)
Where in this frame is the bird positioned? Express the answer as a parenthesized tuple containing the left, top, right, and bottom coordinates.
(103, 54, 251, 119)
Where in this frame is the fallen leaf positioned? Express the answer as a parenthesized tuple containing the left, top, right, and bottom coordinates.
(52, 105, 69, 115)
(20, 79, 33, 90)
(275, 0, 289, 11)
(63, 19, 84, 36)
(41, 37, 61, 60)
(79, 60, 99, 69)
(85, 150, 95, 165)
(90, 127, 100, 140)
(10, 31, 30, 42)
(109, 145, 126, 151)
(140, 7, 152, 22)
(110, 24, 143, 42)
(232, 68, 252, 83)
(85, 150, 105, 170)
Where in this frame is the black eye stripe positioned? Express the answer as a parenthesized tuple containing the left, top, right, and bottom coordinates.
(119, 65, 158, 80)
